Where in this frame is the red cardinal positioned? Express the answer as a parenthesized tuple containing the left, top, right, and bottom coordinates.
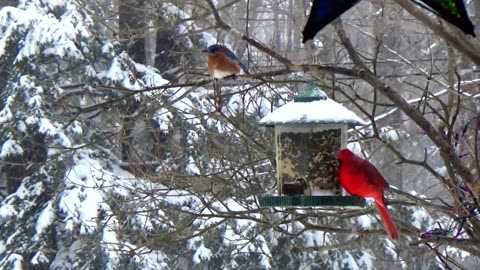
(337, 149, 399, 240)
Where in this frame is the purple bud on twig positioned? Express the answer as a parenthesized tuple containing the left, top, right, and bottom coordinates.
(454, 228, 463, 238)
(420, 231, 433, 238)
(461, 185, 472, 193)
(461, 121, 470, 139)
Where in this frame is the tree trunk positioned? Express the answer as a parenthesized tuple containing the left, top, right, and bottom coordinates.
(119, 0, 146, 63)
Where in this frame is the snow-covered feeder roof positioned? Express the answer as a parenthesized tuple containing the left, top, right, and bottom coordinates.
(259, 85, 365, 127)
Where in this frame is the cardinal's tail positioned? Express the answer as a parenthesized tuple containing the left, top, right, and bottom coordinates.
(375, 199, 400, 241)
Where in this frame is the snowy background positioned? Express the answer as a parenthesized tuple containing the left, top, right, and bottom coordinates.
(0, 0, 479, 269)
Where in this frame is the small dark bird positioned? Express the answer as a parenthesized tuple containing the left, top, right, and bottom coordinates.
(412, 0, 475, 37)
(203, 44, 249, 80)
(282, 178, 308, 196)
(302, 0, 475, 43)
(302, 0, 361, 43)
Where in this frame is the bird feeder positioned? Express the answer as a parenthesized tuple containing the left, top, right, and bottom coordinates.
(258, 84, 366, 207)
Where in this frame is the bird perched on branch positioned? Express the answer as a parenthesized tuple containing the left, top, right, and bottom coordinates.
(203, 44, 249, 80)
(337, 149, 400, 240)
(203, 44, 250, 111)
(302, 0, 475, 43)
(282, 178, 308, 196)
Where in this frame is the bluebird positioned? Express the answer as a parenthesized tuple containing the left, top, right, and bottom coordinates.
(203, 44, 249, 80)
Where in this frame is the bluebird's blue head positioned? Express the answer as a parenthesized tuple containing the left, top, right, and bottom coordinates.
(204, 44, 225, 54)
(203, 44, 237, 59)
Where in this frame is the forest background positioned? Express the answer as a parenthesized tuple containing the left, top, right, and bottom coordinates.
(0, 0, 480, 269)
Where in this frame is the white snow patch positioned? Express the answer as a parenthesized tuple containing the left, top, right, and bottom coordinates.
(341, 253, 359, 269)
(357, 252, 374, 269)
(435, 166, 447, 177)
(193, 244, 212, 263)
(154, 108, 173, 131)
(25, 115, 39, 125)
(101, 216, 122, 264)
(421, 43, 438, 54)
(28, 94, 43, 107)
(0, 95, 15, 123)
(373, 8, 383, 15)
(311, 187, 335, 195)
(7, 254, 23, 270)
(164, 189, 195, 205)
(17, 121, 27, 132)
(357, 215, 373, 229)
(0, 139, 24, 157)
(59, 155, 107, 233)
(103, 56, 125, 82)
(384, 239, 398, 259)
(446, 246, 470, 259)
(346, 141, 362, 154)
(0, 240, 5, 255)
(34, 201, 55, 241)
(31, 251, 49, 265)
(38, 118, 56, 136)
(51, 240, 83, 269)
(202, 32, 217, 46)
(55, 129, 72, 148)
(259, 97, 365, 126)
(0, 203, 18, 218)
(186, 156, 200, 175)
(68, 121, 83, 134)
(411, 208, 429, 229)
(380, 127, 402, 141)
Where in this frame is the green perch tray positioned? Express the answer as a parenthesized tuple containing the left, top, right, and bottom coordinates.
(258, 195, 366, 208)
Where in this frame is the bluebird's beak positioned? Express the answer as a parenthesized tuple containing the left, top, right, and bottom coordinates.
(202, 49, 208, 53)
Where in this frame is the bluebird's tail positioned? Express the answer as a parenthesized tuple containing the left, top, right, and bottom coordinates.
(238, 62, 249, 75)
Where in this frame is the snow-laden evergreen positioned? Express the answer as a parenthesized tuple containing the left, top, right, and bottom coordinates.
(0, 1, 288, 268)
